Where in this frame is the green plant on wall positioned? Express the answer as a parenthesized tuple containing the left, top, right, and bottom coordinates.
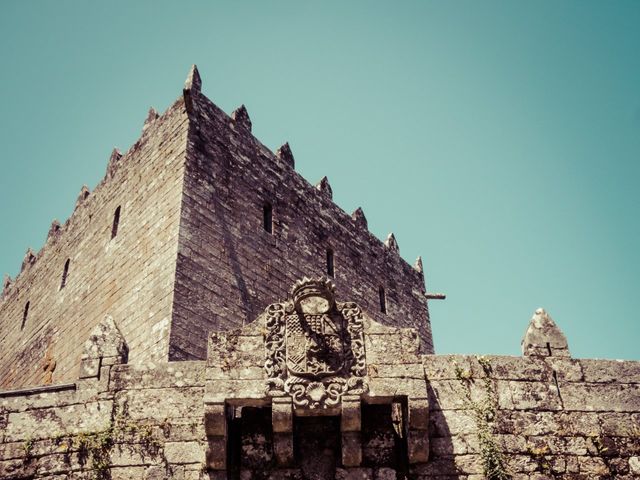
(22, 437, 35, 463)
(454, 356, 511, 480)
(47, 404, 162, 480)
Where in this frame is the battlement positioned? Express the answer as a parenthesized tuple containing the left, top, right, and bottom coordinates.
(0, 65, 433, 389)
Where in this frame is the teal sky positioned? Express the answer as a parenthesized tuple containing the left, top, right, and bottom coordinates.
(1, 1, 638, 360)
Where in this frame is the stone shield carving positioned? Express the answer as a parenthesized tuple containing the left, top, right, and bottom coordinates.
(265, 278, 368, 409)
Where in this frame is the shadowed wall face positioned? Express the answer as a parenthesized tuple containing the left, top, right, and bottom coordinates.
(168, 91, 432, 361)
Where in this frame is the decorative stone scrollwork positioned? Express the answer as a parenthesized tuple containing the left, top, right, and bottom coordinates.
(264, 277, 369, 410)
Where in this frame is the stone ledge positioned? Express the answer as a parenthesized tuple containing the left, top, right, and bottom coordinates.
(0, 382, 76, 398)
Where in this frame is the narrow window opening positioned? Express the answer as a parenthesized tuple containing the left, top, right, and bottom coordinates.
(326, 249, 334, 277)
(60, 259, 70, 290)
(379, 286, 387, 314)
(546, 342, 552, 356)
(263, 203, 273, 234)
(21, 301, 30, 330)
(111, 205, 121, 239)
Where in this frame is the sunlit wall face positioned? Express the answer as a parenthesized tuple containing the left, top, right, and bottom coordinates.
(0, 0, 638, 360)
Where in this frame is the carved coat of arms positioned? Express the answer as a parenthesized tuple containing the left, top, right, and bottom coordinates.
(265, 278, 368, 409)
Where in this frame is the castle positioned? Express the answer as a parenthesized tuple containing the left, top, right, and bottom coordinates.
(0, 66, 638, 480)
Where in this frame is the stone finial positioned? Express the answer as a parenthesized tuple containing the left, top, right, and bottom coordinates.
(143, 107, 159, 131)
(315, 176, 333, 199)
(231, 105, 252, 132)
(384, 233, 399, 253)
(106, 147, 122, 178)
(276, 142, 295, 168)
(184, 64, 202, 93)
(351, 207, 368, 229)
(2, 274, 12, 296)
(414, 256, 423, 274)
(75, 185, 90, 209)
(21, 248, 37, 272)
(48, 219, 61, 240)
(80, 316, 129, 379)
(522, 308, 570, 357)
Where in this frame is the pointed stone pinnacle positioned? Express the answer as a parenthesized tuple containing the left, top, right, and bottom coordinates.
(109, 148, 122, 164)
(521, 308, 570, 357)
(106, 148, 123, 178)
(2, 274, 12, 296)
(276, 142, 295, 168)
(315, 176, 333, 199)
(143, 107, 159, 131)
(75, 185, 90, 209)
(384, 233, 399, 253)
(414, 256, 423, 273)
(231, 105, 252, 132)
(21, 248, 37, 272)
(48, 219, 61, 240)
(184, 64, 202, 93)
(351, 207, 368, 229)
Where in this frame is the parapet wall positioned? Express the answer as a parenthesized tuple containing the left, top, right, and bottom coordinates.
(0, 99, 189, 388)
(1, 352, 638, 479)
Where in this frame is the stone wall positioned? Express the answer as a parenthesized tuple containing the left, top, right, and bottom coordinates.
(0, 99, 189, 389)
(2, 303, 638, 479)
(170, 69, 432, 361)
(1, 351, 638, 479)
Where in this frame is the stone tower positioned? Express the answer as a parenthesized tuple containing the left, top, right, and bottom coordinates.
(0, 65, 433, 390)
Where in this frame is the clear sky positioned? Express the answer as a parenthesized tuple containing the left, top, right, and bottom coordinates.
(1, 1, 638, 360)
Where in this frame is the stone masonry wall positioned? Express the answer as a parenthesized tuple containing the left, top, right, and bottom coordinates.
(1, 353, 639, 479)
(0, 99, 189, 389)
(169, 84, 432, 361)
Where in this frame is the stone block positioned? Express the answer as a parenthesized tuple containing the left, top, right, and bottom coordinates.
(335, 467, 373, 480)
(407, 429, 429, 464)
(204, 379, 265, 403)
(365, 332, 420, 365)
(408, 397, 429, 430)
(504, 381, 562, 410)
(163, 441, 205, 465)
(341, 396, 361, 432)
(367, 377, 427, 400)
(206, 437, 226, 470)
(273, 432, 294, 467)
(561, 383, 640, 412)
(204, 402, 226, 437)
(342, 431, 362, 467)
(579, 358, 640, 384)
(3, 400, 113, 441)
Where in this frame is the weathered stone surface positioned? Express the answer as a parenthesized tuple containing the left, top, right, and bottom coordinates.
(163, 441, 205, 464)
(579, 358, 640, 383)
(561, 382, 640, 411)
(276, 142, 295, 168)
(3, 400, 112, 441)
(522, 308, 570, 357)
